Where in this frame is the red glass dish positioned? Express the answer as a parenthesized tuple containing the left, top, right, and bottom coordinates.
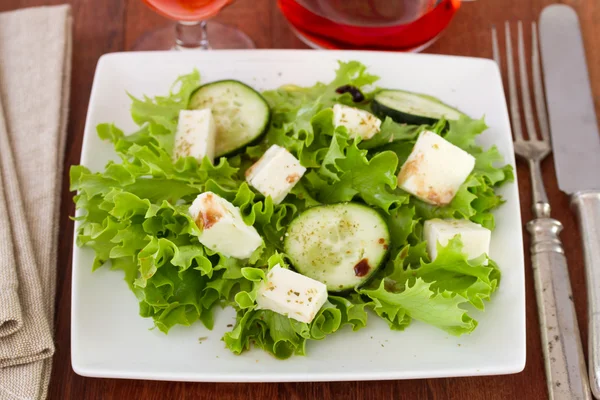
(278, 0, 461, 51)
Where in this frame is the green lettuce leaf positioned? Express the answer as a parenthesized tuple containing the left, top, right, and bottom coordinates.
(361, 236, 500, 335)
(301, 138, 407, 212)
(443, 115, 488, 150)
(361, 278, 476, 335)
(359, 117, 426, 150)
(129, 69, 201, 132)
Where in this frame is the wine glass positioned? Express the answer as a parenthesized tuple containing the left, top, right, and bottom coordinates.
(133, 0, 254, 50)
(278, 0, 468, 51)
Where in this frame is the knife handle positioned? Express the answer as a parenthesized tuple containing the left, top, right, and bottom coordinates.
(527, 217, 591, 400)
(572, 191, 600, 399)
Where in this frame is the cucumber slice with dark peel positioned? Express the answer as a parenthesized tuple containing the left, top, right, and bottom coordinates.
(189, 80, 270, 157)
(372, 89, 466, 125)
(284, 203, 390, 292)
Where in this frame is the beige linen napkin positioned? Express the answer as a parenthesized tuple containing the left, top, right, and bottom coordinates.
(0, 106, 21, 339)
(0, 5, 72, 400)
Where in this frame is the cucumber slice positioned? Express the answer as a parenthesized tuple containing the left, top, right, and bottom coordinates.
(284, 203, 390, 292)
(372, 89, 466, 125)
(189, 80, 270, 157)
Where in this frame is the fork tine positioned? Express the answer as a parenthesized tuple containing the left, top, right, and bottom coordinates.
(517, 21, 539, 141)
(491, 25, 501, 65)
(531, 21, 551, 143)
(504, 22, 524, 141)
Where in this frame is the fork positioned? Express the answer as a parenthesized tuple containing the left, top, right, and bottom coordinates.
(492, 22, 591, 399)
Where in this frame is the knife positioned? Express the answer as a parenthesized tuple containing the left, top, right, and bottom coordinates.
(540, 4, 600, 398)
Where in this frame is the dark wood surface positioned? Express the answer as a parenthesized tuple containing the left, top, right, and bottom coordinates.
(2, 0, 599, 398)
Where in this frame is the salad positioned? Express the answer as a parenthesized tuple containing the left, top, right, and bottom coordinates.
(71, 61, 513, 359)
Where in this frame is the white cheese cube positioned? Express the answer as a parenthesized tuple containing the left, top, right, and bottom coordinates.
(246, 145, 306, 205)
(189, 192, 262, 259)
(173, 109, 216, 163)
(256, 265, 328, 324)
(332, 104, 382, 140)
(424, 219, 491, 262)
(397, 130, 475, 205)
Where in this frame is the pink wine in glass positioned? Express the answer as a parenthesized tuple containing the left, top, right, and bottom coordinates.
(143, 0, 232, 21)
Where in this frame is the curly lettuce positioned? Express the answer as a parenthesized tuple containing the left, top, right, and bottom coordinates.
(360, 236, 500, 336)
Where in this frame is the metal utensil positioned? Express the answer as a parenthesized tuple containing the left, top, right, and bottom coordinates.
(492, 21, 591, 400)
(539, 5, 600, 398)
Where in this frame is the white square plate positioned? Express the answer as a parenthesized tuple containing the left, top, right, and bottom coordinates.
(72, 50, 525, 382)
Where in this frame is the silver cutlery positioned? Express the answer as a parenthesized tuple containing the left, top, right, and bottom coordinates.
(539, 5, 600, 398)
(492, 20, 591, 400)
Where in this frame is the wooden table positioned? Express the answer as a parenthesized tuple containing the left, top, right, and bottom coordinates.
(2, 0, 599, 398)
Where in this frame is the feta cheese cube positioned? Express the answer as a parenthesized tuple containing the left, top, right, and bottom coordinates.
(397, 130, 475, 205)
(173, 109, 216, 163)
(246, 145, 306, 205)
(189, 192, 262, 259)
(256, 265, 328, 324)
(332, 104, 382, 140)
(424, 219, 491, 262)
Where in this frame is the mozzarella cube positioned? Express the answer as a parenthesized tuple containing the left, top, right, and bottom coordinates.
(189, 192, 262, 259)
(397, 131, 475, 205)
(332, 104, 382, 140)
(246, 145, 306, 205)
(173, 109, 216, 163)
(256, 265, 328, 324)
(424, 219, 491, 262)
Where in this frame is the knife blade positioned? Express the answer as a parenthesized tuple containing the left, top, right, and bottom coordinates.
(539, 5, 600, 192)
(540, 4, 600, 398)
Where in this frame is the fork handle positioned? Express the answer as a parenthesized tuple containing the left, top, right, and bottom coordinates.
(527, 217, 591, 400)
(572, 191, 600, 399)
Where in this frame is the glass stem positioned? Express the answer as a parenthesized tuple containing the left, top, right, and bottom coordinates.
(175, 21, 210, 50)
